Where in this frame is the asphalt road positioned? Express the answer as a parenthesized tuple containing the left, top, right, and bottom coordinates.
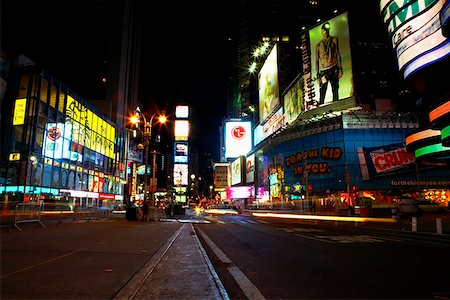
(195, 214, 450, 299)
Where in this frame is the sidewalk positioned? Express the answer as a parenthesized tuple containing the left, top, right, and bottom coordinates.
(1, 217, 226, 300)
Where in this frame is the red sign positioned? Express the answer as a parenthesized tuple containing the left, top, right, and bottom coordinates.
(99, 193, 115, 200)
(232, 126, 246, 140)
(47, 126, 62, 141)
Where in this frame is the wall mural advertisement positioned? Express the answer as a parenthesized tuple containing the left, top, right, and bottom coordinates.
(258, 44, 280, 124)
(357, 143, 416, 180)
(301, 12, 354, 111)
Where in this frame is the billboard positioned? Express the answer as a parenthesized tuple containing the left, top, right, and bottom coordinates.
(231, 156, 244, 186)
(301, 12, 354, 111)
(214, 163, 230, 188)
(226, 186, 254, 199)
(283, 76, 304, 125)
(175, 105, 189, 118)
(174, 120, 189, 141)
(224, 120, 252, 158)
(173, 163, 188, 186)
(174, 142, 189, 163)
(246, 154, 255, 183)
(253, 107, 286, 146)
(358, 143, 416, 180)
(258, 44, 280, 124)
(380, 0, 450, 78)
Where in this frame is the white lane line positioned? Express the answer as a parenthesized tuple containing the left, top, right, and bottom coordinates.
(196, 227, 266, 300)
(1, 248, 86, 279)
(295, 233, 336, 244)
(191, 224, 230, 300)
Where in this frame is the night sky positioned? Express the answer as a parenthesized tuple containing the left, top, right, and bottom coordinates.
(2, 0, 389, 162)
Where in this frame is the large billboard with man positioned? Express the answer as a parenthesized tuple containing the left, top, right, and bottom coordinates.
(301, 12, 354, 111)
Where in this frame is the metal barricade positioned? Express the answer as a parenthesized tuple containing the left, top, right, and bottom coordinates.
(13, 203, 47, 231)
(72, 206, 101, 223)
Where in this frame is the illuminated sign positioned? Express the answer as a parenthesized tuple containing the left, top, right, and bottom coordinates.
(231, 156, 243, 185)
(246, 154, 255, 183)
(13, 98, 27, 125)
(174, 120, 189, 141)
(224, 121, 252, 158)
(226, 186, 253, 199)
(174, 142, 188, 163)
(65, 96, 115, 158)
(214, 163, 230, 188)
(175, 105, 189, 118)
(253, 107, 285, 146)
(9, 153, 21, 161)
(380, 0, 450, 78)
(358, 143, 415, 180)
(304, 12, 354, 110)
(258, 44, 280, 124)
(173, 164, 188, 185)
(283, 76, 304, 124)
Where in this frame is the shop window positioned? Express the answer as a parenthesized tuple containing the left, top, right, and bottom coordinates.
(10, 126, 24, 152)
(18, 75, 30, 98)
(49, 82, 57, 108)
(58, 88, 66, 113)
(48, 107, 57, 122)
(34, 127, 44, 154)
(40, 78, 49, 104)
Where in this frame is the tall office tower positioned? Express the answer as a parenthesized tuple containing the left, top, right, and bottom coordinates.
(105, 0, 142, 129)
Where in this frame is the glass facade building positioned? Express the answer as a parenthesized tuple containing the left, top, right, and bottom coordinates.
(1, 66, 127, 208)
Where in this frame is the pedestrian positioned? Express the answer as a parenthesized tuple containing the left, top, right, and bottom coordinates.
(141, 199, 149, 222)
(315, 22, 343, 105)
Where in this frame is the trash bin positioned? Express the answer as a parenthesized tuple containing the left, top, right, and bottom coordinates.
(126, 207, 137, 221)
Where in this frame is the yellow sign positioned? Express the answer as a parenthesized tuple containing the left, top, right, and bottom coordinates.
(9, 153, 21, 161)
(13, 98, 27, 125)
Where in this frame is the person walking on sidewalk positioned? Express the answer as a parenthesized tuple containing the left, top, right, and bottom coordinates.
(141, 199, 149, 222)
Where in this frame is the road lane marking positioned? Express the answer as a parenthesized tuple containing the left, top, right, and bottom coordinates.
(314, 235, 386, 243)
(295, 233, 336, 244)
(1, 248, 86, 279)
(196, 227, 266, 300)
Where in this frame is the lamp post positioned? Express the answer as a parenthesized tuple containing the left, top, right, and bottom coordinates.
(131, 108, 166, 215)
(29, 155, 38, 202)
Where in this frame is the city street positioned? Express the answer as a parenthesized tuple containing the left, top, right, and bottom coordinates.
(195, 213, 450, 299)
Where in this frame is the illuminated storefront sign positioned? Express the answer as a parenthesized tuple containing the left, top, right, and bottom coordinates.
(13, 98, 27, 125)
(226, 186, 253, 199)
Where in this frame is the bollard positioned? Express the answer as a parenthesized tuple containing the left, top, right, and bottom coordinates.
(436, 218, 443, 235)
(412, 217, 417, 232)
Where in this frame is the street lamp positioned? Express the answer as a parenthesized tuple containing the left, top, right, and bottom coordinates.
(29, 155, 37, 202)
(131, 108, 166, 209)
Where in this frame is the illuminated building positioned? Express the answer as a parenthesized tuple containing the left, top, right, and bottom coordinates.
(0, 64, 127, 208)
(222, 7, 450, 214)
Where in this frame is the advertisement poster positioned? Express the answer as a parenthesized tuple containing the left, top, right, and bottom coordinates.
(302, 12, 354, 110)
(258, 44, 280, 124)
